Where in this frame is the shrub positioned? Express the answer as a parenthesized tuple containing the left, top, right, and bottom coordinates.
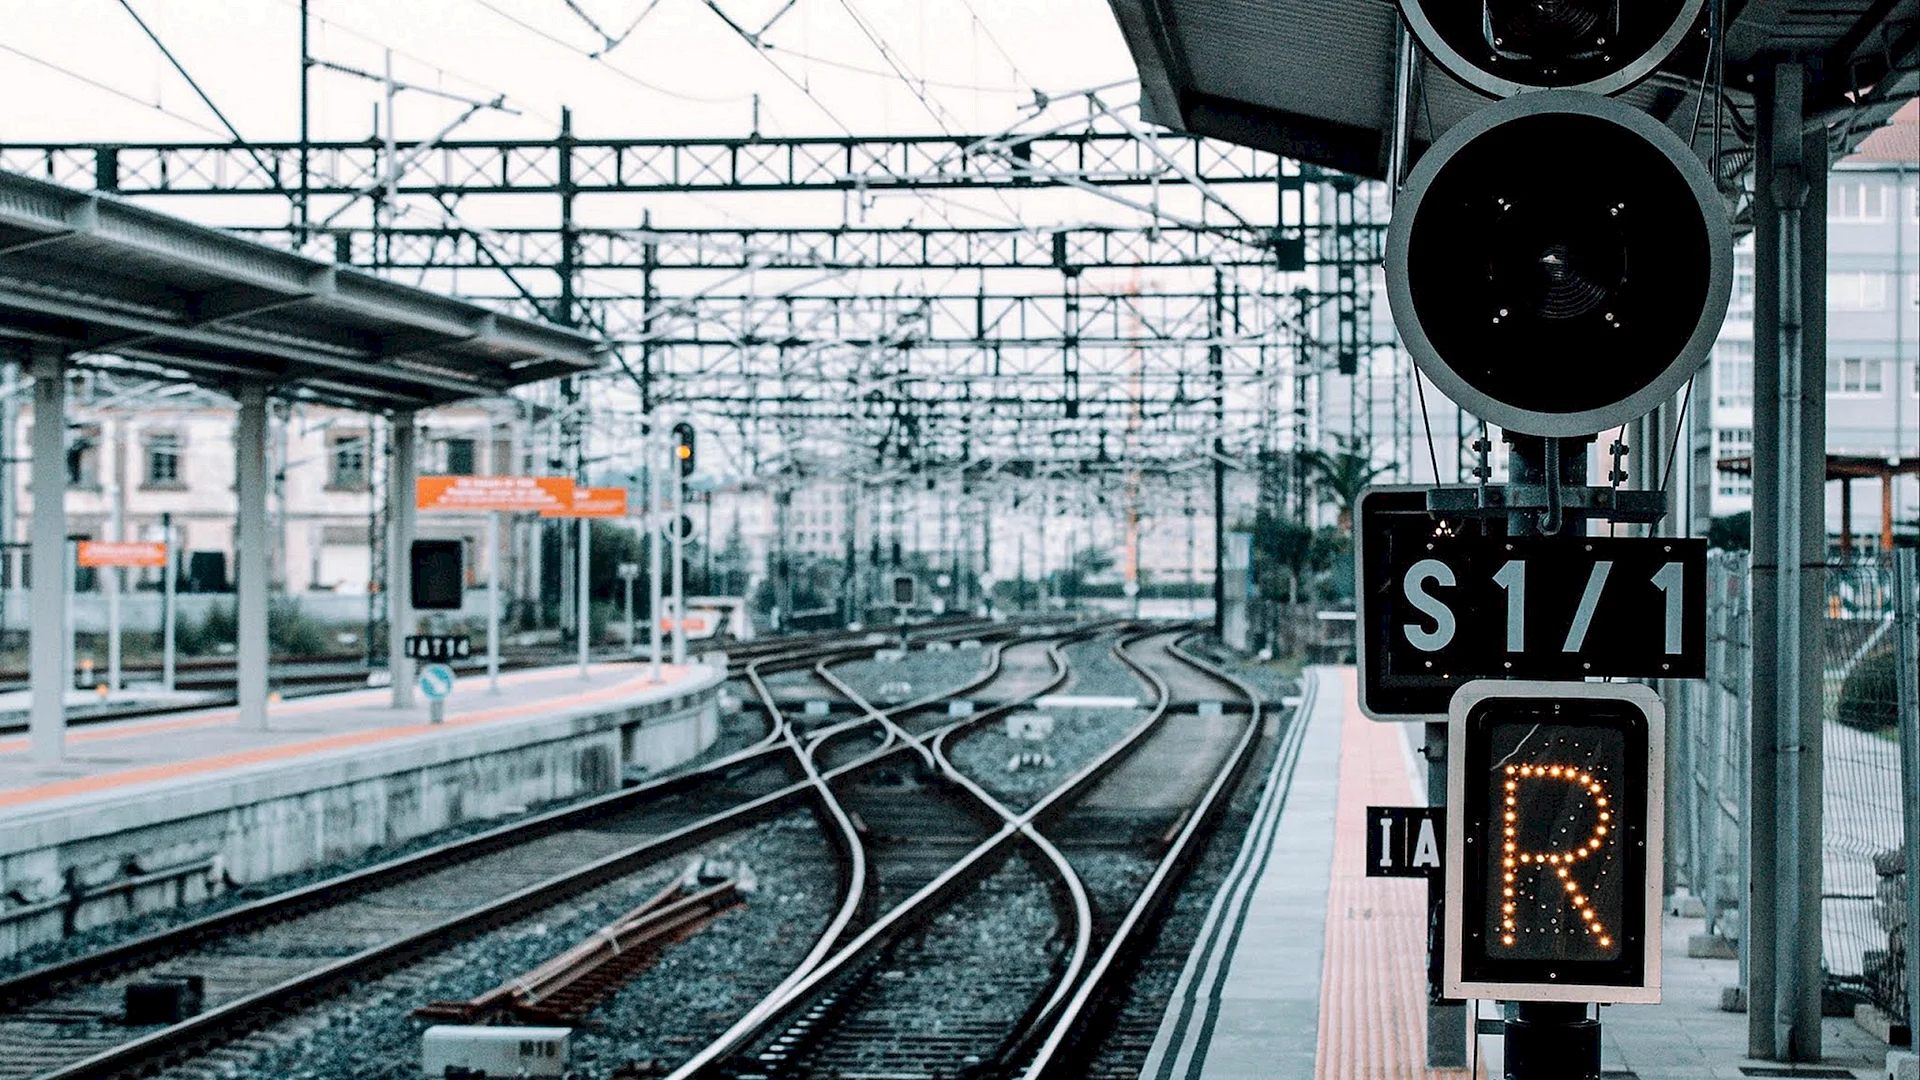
(1837, 647, 1899, 733)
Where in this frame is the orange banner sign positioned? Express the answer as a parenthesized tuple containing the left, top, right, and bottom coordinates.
(542, 486, 629, 519)
(416, 475, 574, 513)
(77, 541, 169, 568)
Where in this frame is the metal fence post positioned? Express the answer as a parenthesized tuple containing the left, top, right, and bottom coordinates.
(1893, 549, 1920, 1040)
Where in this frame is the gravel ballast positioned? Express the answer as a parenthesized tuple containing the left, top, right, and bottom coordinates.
(0, 697, 775, 981)
(158, 813, 837, 1080)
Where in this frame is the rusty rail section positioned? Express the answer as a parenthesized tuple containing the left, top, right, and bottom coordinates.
(417, 878, 742, 1026)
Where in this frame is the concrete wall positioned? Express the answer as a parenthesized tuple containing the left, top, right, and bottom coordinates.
(0, 670, 722, 960)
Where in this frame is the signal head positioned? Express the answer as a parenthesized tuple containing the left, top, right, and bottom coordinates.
(1399, 0, 1705, 98)
(1386, 90, 1730, 438)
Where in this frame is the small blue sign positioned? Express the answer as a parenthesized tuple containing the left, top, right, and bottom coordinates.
(418, 663, 456, 701)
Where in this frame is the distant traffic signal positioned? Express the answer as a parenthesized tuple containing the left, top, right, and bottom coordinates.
(1386, 91, 1731, 437)
(671, 422, 696, 477)
(1398, 0, 1704, 98)
(410, 539, 464, 611)
(1444, 680, 1664, 1004)
(891, 574, 917, 608)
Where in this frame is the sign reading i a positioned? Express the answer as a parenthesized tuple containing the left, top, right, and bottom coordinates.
(1367, 806, 1446, 879)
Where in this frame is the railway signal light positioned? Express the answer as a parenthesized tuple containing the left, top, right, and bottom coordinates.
(1385, 90, 1731, 438)
(1444, 680, 1664, 1004)
(671, 422, 696, 477)
(410, 539, 464, 611)
(1397, 0, 1705, 99)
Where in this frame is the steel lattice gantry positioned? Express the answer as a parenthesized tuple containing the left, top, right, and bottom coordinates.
(1, 120, 1392, 489)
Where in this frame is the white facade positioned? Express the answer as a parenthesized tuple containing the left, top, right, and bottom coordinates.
(7, 389, 522, 604)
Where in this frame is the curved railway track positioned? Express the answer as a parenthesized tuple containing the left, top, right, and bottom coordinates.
(665, 626, 1272, 1080)
(0, 618, 1055, 1080)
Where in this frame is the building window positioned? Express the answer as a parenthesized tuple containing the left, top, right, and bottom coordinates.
(1716, 427, 1752, 497)
(1832, 179, 1888, 222)
(1829, 356, 1885, 396)
(1730, 246, 1755, 319)
(1714, 341, 1753, 408)
(329, 432, 369, 490)
(66, 423, 100, 489)
(1830, 271, 1889, 311)
(441, 438, 476, 476)
(145, 432, 182, 487)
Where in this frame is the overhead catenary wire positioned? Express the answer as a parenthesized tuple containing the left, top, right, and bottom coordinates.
(468, 0, 753, 104)
(0, 42, 226, 137)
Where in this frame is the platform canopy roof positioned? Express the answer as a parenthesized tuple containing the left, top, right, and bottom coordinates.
(1105, 0, 1920, 183)
(0, 169, 602, 411)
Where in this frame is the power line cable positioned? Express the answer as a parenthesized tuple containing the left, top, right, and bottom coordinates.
(957, 0, 1031, 89)
(468, 0, 752, 104)
(0, 42, 226, 136)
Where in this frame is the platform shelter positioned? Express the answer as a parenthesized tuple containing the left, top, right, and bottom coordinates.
(0, 169, 602, 765)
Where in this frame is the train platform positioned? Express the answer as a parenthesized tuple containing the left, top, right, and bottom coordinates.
(0, 661, 723, 960)
(1142, 666, 1901, 1080)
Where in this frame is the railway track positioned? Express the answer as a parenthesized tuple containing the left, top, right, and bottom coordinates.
(0, 618, 1046, 1080)
(0, 617, 996, 736)
(663, 626, 1273, 1080)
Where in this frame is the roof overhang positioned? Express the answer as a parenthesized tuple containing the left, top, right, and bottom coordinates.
(0, 170, 603, 411)
(1107, 0, 1920, 183)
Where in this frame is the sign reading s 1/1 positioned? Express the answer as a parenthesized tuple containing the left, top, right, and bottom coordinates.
(1367, 806, 1445, 878)
(1387, 536, 1705, 682)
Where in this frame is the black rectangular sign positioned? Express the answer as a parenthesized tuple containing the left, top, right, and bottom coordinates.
(404, 635, 472, 661)
(1357, 487, 1706, 719)
(1367, 805, 1446, 878)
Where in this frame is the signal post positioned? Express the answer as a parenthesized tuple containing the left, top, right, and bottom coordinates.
(1365, 3, 1731, 1074)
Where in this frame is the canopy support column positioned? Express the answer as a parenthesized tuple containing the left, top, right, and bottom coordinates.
(389, 412, 417, 709)
(28, 344, 66, 765)
(235, 384, 270, 730)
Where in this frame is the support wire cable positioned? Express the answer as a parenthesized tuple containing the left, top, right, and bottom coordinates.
(116, 0, 283, 187)
(1414, 365, 1443, 486)
(0, 42, 224, 136)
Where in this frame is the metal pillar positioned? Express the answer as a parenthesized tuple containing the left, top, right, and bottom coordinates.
(1749, 61, 1829, 1062)
(106, 421, 122, 693)
(1502, 434, 1603, 1080)
(234, 383, 270, 731)
(671, 453, 686, 666)
(388, 412, 417, 709)
(577, 515, 590, 677)
(647, 450, 662, 681)
(28, 346, 65, 764)
(161, 510, 176, 693)
(1425, 721, 1467, 1066)
(483, 428, 500, 694)
(1892, 550, 1920, 1046)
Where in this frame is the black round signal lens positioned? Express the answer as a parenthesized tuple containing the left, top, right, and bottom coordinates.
(1386, 92, 1730, 438)
(1399, 0, 1703, 98)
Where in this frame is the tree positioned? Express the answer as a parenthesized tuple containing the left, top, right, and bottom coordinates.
(1300, 434, 1395, 530)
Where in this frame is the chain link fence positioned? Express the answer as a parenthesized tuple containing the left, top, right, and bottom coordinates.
(1670, 551, 1914, 1025)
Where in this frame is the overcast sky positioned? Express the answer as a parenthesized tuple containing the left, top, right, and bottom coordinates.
(0, 0, 1137, 145)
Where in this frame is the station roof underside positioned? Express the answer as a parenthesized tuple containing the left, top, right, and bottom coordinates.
(0, 170, 602, 412)
(1107, 0, 1920, 181)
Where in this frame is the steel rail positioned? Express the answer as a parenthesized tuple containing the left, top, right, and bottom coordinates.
(659, 627, 1104, 1080)
(0, 620, 1012, 1012)
(15, 624, 1048, 1080)
(665, 623, 1193, 1079)
(1015, 632, 1266, 1076)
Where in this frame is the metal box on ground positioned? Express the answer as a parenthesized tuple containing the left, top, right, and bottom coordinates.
(124, 975, 203, 1025)
(421, 1025, 570, 1079)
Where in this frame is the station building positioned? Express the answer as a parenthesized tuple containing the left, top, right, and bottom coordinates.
(1699, 101, 1920, 539)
